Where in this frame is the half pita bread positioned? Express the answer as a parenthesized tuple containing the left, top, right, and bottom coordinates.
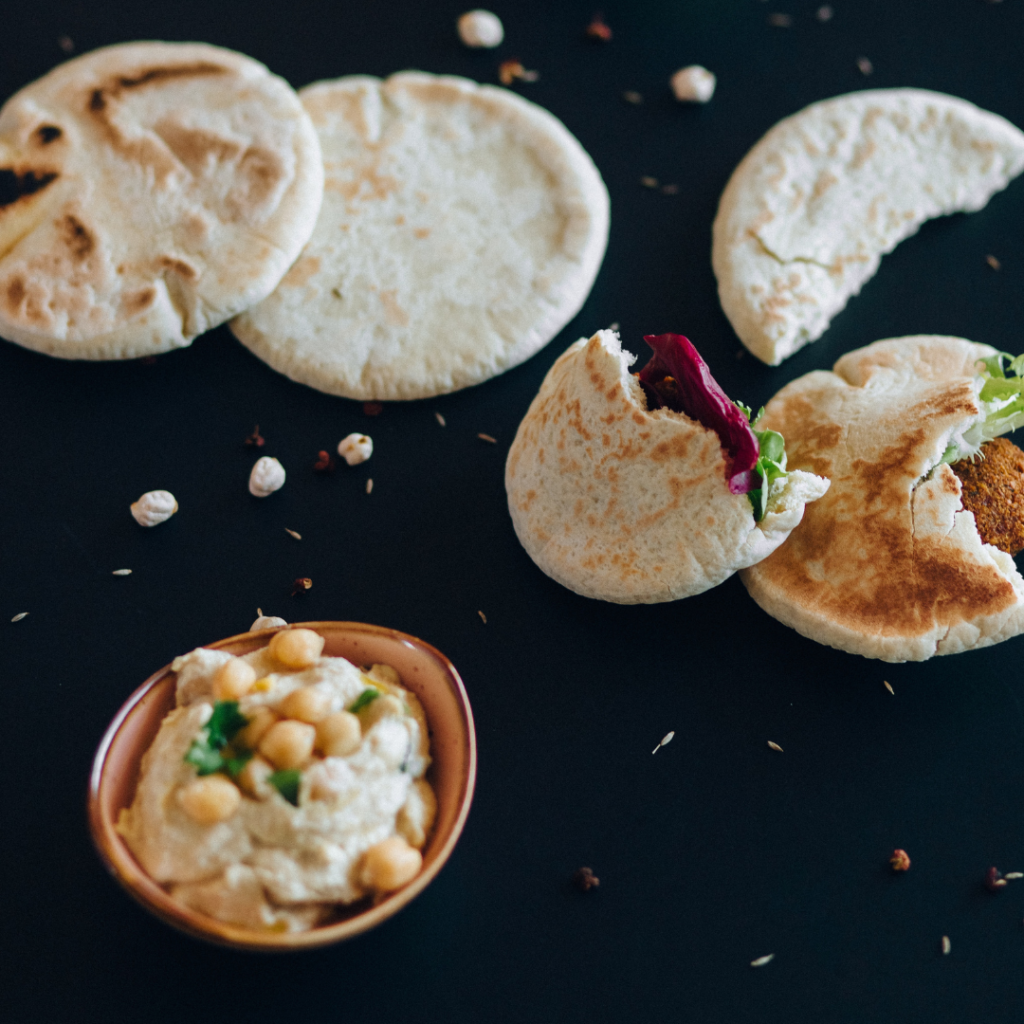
(231, 73, 610, 401)
(740, 335, 1024, 662)
(0, 42, 322, 359)
(505, 330, 828, 603)
(712, 90, 1024, 365)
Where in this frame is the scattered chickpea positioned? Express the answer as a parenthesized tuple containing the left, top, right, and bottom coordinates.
(671, 65, 716, 103)
(130, 489, 178, 527)
(360, 836, 423, 892)
(317, 710, 363, 757)
(236, 755, 274, 799)
(368, 663, 401, 687)
(259, 719, 316, 770)
(248, 456, 286, 497)
(269, 628, 325, 669)
(359, 693, 405, 729)
(211, 658, 258, 702)
(279, 686, 333, 724)
(176, 776, 241, 824)
(236, 706, 278, 750)
(457, 9, 503, 48)
(338, 433, 373, 466)
(251, 613, 287, 631)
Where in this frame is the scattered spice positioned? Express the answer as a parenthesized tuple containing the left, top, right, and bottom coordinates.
(985, 866, 1008, 891)
(285, 528, 302, 541)
(883, 680, 895, 694)
(291, 577, 312, 596)
(435, 411, 446, 427)
(857, 56, 874, 76)
(363, 401, 383, 417)
(768, 13, 792, 27)
(478, 432, 497, 443)
(366, 478, 374, 494)
(112, 569, 132, 576)
(661, 184, 679, 195)
(890, 848, 911, 872)
(585, 14, 612, 41)
(58, 35, 74, 52)
(245, 424, 266, 448)
(750, 954, 775, 967)
(986, 254, 1002, 271)
(608, 322, 620, 332)
(640, 176, 659, 189)
(941, 935, 951, 955)
(498, 60, 539, 86)
(816, 4, 833, 20)
(623, 90, 643, 105)
(574, 866, 600, 891)
(767, 740, 783, 752)
(652, 731, 675, 754)
(313, 450, 335, 473)
(11, 612, 28, 622)
(478, 610, 487, 623)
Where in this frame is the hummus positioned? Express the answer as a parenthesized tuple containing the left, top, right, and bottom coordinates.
(117, 631, 436, 932)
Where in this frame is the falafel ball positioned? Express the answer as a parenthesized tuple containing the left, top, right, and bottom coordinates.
(950, 437, 1024, 556)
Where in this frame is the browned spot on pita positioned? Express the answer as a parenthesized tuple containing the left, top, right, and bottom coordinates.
(34, 125, 62, 145)
(281, 255, 321, 288)
(0, 168, 58, 210)
(378, 289, 409, 327)
(650, 433, 693, 463)
(810, 171, 838, 201)
(123, 287, 157, 316)
(225, 146, 288, 222)
(158, 255, 200, 282)
(2, 274, 49, 328)
(325, 163, 399, 203)
(414, 228, 430, 238)
(115, 62, 228, 95)
(153, 121, 243, 175)
(849, 139, 877, 170)
(61, 215, 94, 259)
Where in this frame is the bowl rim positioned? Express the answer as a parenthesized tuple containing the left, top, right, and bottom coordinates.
(87, 621, 477, 951)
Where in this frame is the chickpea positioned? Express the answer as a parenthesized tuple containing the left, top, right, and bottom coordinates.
(211, 657, 257, 702)
(360, 694, 404, 729)
(236, 755, 274, 799)
(258, 719, 316, 770)
(359, 836, 423, 892)
(279, 686, 332, 724)
(176, 776, 241, 824)
(268, 628, 325, 669)
(235, 706, 278, 751)
(316, 710, 362, 757)
(368, 663, 401, 688)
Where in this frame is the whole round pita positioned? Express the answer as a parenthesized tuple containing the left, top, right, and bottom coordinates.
(740, 336, 1024, 662)
(712, 90, 1024, 366)
(0, 41, 323, 359)
(230, 73, 610, 401)
(505, 329, 829, 604)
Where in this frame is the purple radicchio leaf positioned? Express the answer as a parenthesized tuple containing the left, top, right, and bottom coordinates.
(637, 333, 760, 494)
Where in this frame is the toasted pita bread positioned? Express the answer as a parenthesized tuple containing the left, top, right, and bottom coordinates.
(713, 90, 1024, 365)
(231, 73, 609, 401)
(505, 330, 828, 603)
(0, 42, 322, 359)
(740, 335, 1024, 661)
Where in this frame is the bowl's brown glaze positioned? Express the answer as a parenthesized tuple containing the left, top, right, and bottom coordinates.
(88, 622, 476, 951)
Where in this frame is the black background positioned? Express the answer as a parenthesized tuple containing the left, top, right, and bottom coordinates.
(2, 2, 1023, 1022)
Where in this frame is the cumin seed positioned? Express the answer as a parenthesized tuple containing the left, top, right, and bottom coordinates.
(623, 90, 643, 105)
(435, 412, 446, 427)
(941, 935, 951, 955)
(478, 610, 487, 623)
(986, 254, 1002, 270)
(640, 176, 659, 189)
(478, 433, 497, 444)
(652, 730, 675, 754)
(366, 478, 374, 494)
(857, 56, 874, 75)
(767, 740, 783, 752)
(11, 612, 28, 622)
(112, 569, 132, 576)
(884, 680, 894, 694)
(285, 528, 302, 540)
(750, 954, 775, 967)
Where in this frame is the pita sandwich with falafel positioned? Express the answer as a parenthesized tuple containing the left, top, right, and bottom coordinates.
(741, 335, 1024, 662)
(505, 330, 829, 604)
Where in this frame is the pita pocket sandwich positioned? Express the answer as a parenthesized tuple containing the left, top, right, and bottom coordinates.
(505, 330, 829, 603)
(741, 335, 1024, 662)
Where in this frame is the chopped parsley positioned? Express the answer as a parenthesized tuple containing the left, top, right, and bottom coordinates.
(348, 688, 380, 713)
(184, 700, 249, 776)
(268, 769, 302, 806)
(736, 403, 790, 522)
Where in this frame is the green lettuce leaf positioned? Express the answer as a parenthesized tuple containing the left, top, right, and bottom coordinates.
(736, 403, 790, 522)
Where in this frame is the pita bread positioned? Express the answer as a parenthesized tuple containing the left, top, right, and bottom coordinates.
(230, 73, 610, 401)
(0, 42, 322, 359)
(712, 90, 1024, 365)
(505, 330, 829, 603)
(740, 335, 1024, 662)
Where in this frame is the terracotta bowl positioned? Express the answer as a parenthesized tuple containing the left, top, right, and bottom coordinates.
(88, 622, 476, 951)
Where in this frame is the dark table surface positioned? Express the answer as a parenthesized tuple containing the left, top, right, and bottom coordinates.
(3, 2, 1023, 1022)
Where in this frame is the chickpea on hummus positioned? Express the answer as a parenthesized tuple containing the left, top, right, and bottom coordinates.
(116, 629, 436, 932)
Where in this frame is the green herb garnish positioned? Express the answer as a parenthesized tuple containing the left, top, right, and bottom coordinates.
(183, 700, 249, 776)
(937, 351, 1024, 466)
(348, 688, 380, 713)
(222, 750, 254, 779)
(268, 769, 302, 807)
(736, 402, 790, 522)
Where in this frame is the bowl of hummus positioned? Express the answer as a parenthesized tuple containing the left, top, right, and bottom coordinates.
(88, 622, 476, 950)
